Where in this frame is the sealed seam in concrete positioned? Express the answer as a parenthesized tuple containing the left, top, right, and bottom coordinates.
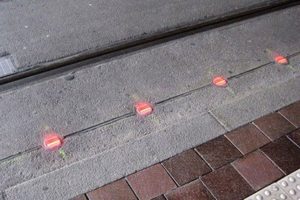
(0, 0, 291, 70)
(211, 76, 300, 130)
(4, 113, 226, 200)
(1, 7, 300, 160)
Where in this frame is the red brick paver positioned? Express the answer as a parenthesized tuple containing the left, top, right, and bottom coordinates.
(288, 129, 300, 146)
(70, 195, 87, 200)
(151, 195, 166, 200)
(162, 149, 211, 186)
(201, 165, 254, 200)
(87, 179, 137, 200)
(261, 137, 300, 174)
(165, 180, 214, 200)
(232, 150, 284, 190)
(279, 101, 300, 128)
(127, 164, 176, 200)
(253, 113, 296, 141)
(225, 123, 270, 155)
(195, 136, 242, 169)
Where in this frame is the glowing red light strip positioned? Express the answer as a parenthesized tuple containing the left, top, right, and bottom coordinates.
(213, 76, 228, 87)
(43, 133, 63, 150)
(135, 102, 153, 117)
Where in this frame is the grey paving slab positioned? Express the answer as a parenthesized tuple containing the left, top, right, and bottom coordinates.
(3, 113, 226, 200)
(0, 84, 232, 193)
(1, 7, 300, 160)
(211, 76, 300, 130)
(289, 53, 300, 73)
(0, 0, 291, 71)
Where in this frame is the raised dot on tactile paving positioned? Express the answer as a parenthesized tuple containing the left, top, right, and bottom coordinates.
(272, 186, 279, 191)
(297, 185, 300, 190)
(289, 189, 296, 195)
(280, 194, 287, 199)
(297, 173, 300, 178)
(281, 181, 288, 187)
(288, 177, 295, 182)
(256, 194, 263, 200)
(264, 190, 271, 196)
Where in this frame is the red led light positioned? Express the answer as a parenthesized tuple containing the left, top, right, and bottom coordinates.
(135, 102, 153, 117)
(275, 55, 288, 65)
(43, 133, 63, 150)
(212, 76, 228, 87)
(266, 49, 288, 65)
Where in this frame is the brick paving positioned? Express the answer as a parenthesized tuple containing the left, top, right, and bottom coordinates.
(261, 137, 300, 175)
(195, 136, 242, 170)
(127, 164, 177, 200)
(225, 124, 270, 155)
(71, 101, 300, 200)
(253, 113, 296, 141)
(201, 165, 254, 200)
(162, 149, 211, 186)
(86, 179, 137, 200)
(288, 129, 300, 146)
(232, 150, 284, 191)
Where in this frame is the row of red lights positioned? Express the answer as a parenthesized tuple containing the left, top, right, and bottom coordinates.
(43, 51, 288, 151)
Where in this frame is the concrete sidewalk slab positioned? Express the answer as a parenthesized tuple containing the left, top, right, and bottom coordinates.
(0, 6, 300, 160)
(3, 113, 226, 200)
(0, 0, 292, 71)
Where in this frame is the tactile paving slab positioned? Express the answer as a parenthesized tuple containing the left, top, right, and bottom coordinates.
(277, 169, 300, 200)
(245, 168, 300, 200)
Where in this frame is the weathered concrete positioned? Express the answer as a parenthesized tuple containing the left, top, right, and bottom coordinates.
(1, 6, 300, 160)
(4, 70, 300, 199)
(289, 53, 300, 73)
(0, 83, 233, 193)
(4, 113, 226, 200)
(0, 0, 292, 71)
(211, 76, 300, 130)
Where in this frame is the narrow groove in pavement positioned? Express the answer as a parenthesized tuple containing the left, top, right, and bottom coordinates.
(64, 112, 135, 138)
(0, 50, 299, 165)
